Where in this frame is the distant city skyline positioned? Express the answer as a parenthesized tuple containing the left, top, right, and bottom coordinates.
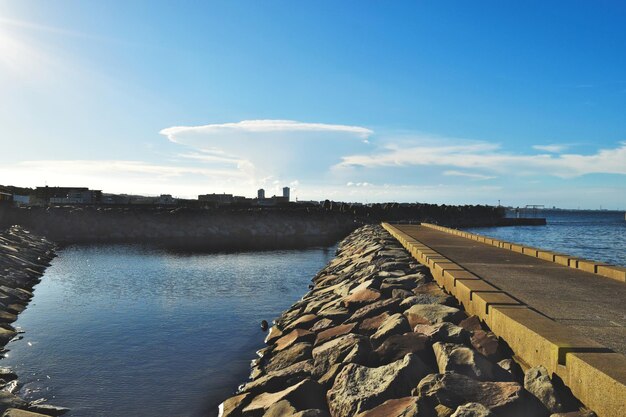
(1, 1, 625, 209)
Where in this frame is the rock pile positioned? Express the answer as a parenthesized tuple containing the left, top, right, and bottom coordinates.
(219, 225, 595, 417)
(0, 226, 68, 416)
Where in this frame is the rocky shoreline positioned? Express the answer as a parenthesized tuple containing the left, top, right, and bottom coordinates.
(0, 226, 68, 417)
(219, 225, 596, 417)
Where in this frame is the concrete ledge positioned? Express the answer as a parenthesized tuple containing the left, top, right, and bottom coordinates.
(565, 352, 626, 417)
(381, 222, 626, 417)
(420, 222, 626, 284)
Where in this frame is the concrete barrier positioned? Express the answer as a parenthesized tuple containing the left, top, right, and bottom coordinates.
(381, 222, 626, 417)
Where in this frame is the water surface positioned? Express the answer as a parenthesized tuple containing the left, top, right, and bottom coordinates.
(465, 209, 626, 266)
(2, 244, 335, 417)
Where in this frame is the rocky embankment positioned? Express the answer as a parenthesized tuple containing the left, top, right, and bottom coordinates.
(0, 226, 68, 417)
(1, 207, 357, 250)
(219, 225, 596, 417)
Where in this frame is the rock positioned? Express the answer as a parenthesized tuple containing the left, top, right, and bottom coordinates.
(264, 400, 330, 417)
(284, 314, 319, 331)
(434, 404, 456, 417)
(26, 404, 69, 416)
(0, 391, 27, 414)
(317, 363, 345, 389)
(312, 333, 371, 378)
(524, 365, 564, 413)
(450, 402, 494, 417)
(414, 322, 470, 344)
(470, 330, 500, 360)
(327, 354, 429, 417)
(241, 360, 313, 395)
(314, 323, 357, 346)
(353, 396, 421, 417)
(265, 326, 284, 345)
(0, 370, 16, 383)
(243, 378, 325, 416)
(432, 342, 494, 381)
(357, 312, 390, 336)
(317, 307, 350, 323)
(372, 332, 433, 366)
(310, 318, 335, 332)
(371, 313, 411, 344)
(404, 304, 465, 328)
(264, 343, 312, 373)
(341, 287, 381, 309)
(459, 316, 482, 332)
(496, 359, 524, 382)
(275, 329, 315, 352)
(390, 289, 414, 299)
(346, 299, 401, 323)
(414, 372, 529, 416)
(2, 410, 53, 417)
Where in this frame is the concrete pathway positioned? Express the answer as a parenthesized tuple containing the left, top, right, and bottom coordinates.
(393, 224, 626, 355)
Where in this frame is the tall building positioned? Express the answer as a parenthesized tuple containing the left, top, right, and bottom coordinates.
(257, 188, 265, 199)
(283, 187, 290, 201)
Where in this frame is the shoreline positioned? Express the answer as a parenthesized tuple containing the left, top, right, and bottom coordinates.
(0, 226, 68, 416)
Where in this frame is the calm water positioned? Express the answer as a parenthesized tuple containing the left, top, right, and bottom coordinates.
(465, 210, 626, 266)
(1, 245, 336, 417)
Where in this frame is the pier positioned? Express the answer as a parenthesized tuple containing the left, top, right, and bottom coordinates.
(383, 222, 626, 417)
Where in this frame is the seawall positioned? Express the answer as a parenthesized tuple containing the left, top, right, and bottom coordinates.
(0, 226, 68, 416)
(0, 207, 358, 250)
(218, 225, 595, 417)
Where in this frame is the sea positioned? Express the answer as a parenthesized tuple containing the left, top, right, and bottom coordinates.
(465, 209, 626, 267)
(1, 209, 624, 417)
(0, 245, 336, 417)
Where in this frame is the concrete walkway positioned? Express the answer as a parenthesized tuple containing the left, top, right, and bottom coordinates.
(393, 224, 626, 355)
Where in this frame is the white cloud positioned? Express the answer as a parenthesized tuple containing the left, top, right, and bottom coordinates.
(443, 170, 496, 180)
(346, 182, 372, 187)
(338, 140, 626, 178)
(532, 144, 568, 153)
(159, 119, 373, 182)
(160, 119, 373, 141)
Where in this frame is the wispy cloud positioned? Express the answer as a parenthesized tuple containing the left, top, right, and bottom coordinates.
(443, 170, 496, 180)
(532, 144, 568, 153)
(338, 140, 626, 178)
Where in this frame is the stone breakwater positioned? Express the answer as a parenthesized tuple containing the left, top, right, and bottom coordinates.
(0, 226, 68, 417)
(1, 207, 357, 250)
(219, 225, 596, 417)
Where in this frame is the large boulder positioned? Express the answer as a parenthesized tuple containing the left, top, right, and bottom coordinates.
(353, 396, 421, 417)
(315, 323, 357, 346)
(432, 342, 494, 381)
(327, 354, 429, 417)
(242, 378, 326, 417)
(263, 400, 330, 417)
(275, 329, 316, 352)
(240, 360, 313, 395)
(219, 392, 252, 417)
(372, 332, 433, 366)
(342, 289, 382, 310)
(524, 366, 564, 413)
(414, 372, 532, 416)
(451, 403, 494, 417)
(346, 299, 401, 323)
(371, 313, 412, 344)
(357, 312, 391, 336)
(414, 323, 470, 344)
(470, 330, 500, 360)
(264, 343, 313, 373)
(312, 333, 371, 378)
(404, 304, 465, 328)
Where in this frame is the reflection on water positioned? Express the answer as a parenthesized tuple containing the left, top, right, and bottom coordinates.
(1, 244, 336, 417)
(466, 210, 626, 266)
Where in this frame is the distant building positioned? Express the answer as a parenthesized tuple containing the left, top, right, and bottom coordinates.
(0, 192, 12, 205)
(33, 186, 102, 206)
(156, 194, 177, 205)
(257, 189, 265, 199)
(13, 195, 30, 206)
(198, 193, 234, 206)
(283, 187, 290, 201)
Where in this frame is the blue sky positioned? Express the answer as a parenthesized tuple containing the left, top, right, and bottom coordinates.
(1, 1, 625, 208)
